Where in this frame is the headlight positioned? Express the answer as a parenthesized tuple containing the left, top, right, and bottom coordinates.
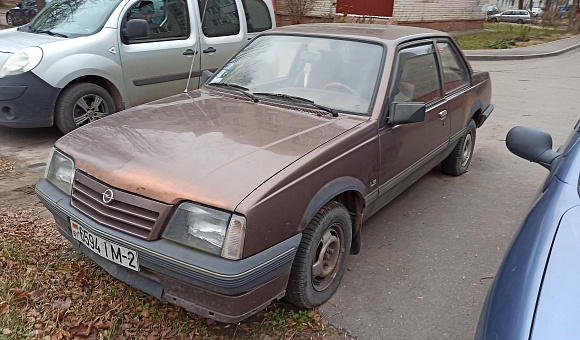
(0, 47, 43, 78)
(45, 148, 75, 195)
(162, 202, 246, 260)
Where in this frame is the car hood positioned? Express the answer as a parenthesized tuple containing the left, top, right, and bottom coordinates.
(0, 28, 62, 54)
(55, 89, 365, 211)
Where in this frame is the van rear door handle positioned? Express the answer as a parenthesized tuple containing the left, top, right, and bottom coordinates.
(183, 49, 197, 56)
(438, 110, 448, 120)
(203, 47, 216, 53)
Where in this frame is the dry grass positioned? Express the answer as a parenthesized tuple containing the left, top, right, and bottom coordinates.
(0, 209, 347, 340)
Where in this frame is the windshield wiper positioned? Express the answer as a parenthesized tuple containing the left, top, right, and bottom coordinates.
(207, 82, 258, 103)
(30, 28, 68, 38)
(254, 92, 338, 117)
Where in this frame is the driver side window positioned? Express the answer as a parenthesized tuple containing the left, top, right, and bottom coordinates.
(391, 44, 441, 104)
(124, 0, 190, 43)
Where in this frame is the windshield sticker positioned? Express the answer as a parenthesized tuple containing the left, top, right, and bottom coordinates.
(224, 62, 234, 70)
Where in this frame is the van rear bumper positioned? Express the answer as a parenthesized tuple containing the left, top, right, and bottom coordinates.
(0, 72, 59, 128)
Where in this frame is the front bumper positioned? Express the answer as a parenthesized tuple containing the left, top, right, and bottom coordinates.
(36, 179, 300, 322)
(0, 72, 60, 128)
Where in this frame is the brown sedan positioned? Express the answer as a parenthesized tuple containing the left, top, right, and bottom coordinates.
(36, 23, 493, 322)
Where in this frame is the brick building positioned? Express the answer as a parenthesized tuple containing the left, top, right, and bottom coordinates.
(276, 0, 488, 31)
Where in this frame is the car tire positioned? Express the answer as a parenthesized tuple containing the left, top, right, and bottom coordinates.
(55, 83, 115, 134)
(6, 13, 13, 26)
(441, 120, 477, 176)
(491, 17, 498, 22)
(285, 201, 352, 308)
(517, 19, 524, 24)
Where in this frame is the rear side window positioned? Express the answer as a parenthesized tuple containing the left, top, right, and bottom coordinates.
(392, 44, 441, 104)
(243, 0, 272, 32)
(437, 42, 469, 93)
(198, 0, 240, 37)
(125, 0, 190, 43)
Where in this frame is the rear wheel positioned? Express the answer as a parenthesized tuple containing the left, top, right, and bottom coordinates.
(441, 120, 476, 176)
(285, 201, 352, 308)
(55, 83, 115, 134)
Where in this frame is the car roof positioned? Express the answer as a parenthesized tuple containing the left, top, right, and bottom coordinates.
(267, 23, 449, 44)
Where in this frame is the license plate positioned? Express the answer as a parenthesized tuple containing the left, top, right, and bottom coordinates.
(70, 220, 139, 271)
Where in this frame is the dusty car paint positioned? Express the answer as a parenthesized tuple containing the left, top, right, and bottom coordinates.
(38, 23, 493, 322)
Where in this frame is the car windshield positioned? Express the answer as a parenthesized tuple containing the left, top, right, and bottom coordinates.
(208, 35, 385, 115)
(27, 0, 122, 37)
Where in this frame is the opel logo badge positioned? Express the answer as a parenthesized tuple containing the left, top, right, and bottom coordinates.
(102, 189, 114, 204)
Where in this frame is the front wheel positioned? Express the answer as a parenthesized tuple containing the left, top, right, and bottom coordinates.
(517, 19, 524, 24)
(6, 13, 13, 26)
(55, 83, 115, 134)
(441, 120, 476, 176)
(285, 201, 352, 308)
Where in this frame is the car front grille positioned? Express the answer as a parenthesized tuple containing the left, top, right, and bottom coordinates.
(70, 171, 173, 240)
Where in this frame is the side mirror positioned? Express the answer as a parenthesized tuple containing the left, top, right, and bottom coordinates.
(122, 19, 149, 40)
(201, 70, 213, 84)
(506, 126, 561, 170)
(389, 102, 426, 125)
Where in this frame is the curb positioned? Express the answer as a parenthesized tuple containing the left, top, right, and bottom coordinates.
(464, 41, 580, 61)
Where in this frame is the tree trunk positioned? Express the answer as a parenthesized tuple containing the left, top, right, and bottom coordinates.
(568, 0, 578, 32)
(518, 0, 524, 9)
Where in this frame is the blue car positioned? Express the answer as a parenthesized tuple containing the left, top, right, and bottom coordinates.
(475, 121, 580, 339)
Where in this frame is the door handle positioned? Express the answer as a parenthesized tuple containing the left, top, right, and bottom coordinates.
(183, 49, 197, 56)
(203, 47, 216, 53)
(438, 110, 448, 120)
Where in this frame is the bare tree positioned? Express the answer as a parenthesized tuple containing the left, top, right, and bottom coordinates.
(281, 0, 316, 24)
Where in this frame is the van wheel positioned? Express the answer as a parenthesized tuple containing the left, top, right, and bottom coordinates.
(6, 13, 13, 26)
(517, 19, 524, 24)
(441, 120, 476, 176)
(491, 17, 498, 22)
(55, 83, 115, 134)
(286, 201, 352, 308)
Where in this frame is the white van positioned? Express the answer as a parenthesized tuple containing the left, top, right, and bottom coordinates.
(0, 0, 276, 133)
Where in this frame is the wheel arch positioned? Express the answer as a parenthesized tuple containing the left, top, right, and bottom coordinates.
(60, 75, 125, 113)
(469, 100, 483, 125)
(301, 177, 366, 255)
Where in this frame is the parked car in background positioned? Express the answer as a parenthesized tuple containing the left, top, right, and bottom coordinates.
(531, 7, 543, 17)
(489, 10, 532, 24)
(0, 0, 276, 133)
(475, 122, 580, 339)
(6, 0, 38, 26)
(487, 5, 499, 15)
(36, 23, 493, 323)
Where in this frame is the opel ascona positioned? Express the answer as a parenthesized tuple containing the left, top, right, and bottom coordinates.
(36, 24, 493, 322)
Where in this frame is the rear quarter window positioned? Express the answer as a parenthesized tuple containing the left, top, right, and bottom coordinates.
(243, 0, 272, 32)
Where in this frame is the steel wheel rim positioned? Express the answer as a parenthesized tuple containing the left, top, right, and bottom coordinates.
(72, 94, 110, 127)
(6, 15, 13, 26)
(312, 223, 344, 291)
(461, 133, 473, 167)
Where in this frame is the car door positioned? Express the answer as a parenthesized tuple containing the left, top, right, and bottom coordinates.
(435, 39, 471, 144)
(119, 0, 200, 107)
(501, 11, 512, 22)
(196, 0, 247, 74)
(375, 41, 450, 208)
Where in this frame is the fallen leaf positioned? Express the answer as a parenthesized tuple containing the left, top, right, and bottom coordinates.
(30, 288, 48, 302)
(94, 321, 114, 330)
(1, 329, 11, 335)
(53, 298, 72, 310)
(140, 318, 152, 328)
(69, 323, 91, 337)
(168, 311, 179, 319)
(74, 269, 90, 288)
(0, 302, 8, 316)
(8, 288, 29, 300)
(140, 309, 150, 318)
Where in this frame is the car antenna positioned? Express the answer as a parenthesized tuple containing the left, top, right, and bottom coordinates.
(184, 0, 209, 93)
